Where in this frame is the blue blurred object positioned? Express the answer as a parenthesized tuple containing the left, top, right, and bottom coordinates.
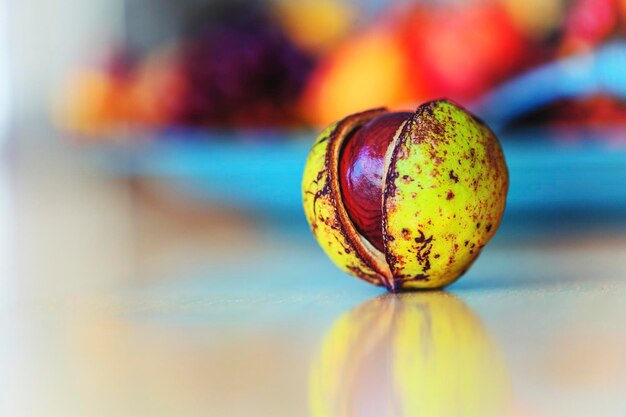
(473, 42, 626, 129)
(86, 128, 626, 218)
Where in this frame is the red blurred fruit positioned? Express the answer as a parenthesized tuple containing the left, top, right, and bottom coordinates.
(130, 45, 188, 127)
(398, 4, 529, 103)
(560, 0, 619, 55)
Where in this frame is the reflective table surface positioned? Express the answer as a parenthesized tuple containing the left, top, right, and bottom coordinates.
(2, 138, 626, 417)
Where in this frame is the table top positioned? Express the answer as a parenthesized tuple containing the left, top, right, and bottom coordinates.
(2, 139, 626, 417)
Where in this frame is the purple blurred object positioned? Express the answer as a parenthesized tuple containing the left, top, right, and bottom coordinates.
(175, 12, 315, 128)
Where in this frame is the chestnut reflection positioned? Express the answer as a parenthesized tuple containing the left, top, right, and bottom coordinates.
(310, 292, 511, 417)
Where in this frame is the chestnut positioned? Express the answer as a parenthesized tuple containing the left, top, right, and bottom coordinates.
(302, 99, 508, 292)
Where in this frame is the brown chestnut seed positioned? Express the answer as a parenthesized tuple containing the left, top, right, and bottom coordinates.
(339, 112, 413, 252)
(302, 100, 508, 291)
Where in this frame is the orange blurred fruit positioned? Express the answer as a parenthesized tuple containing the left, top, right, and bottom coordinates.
(55, 68, 133, 137)
(299, 27, 418, 127)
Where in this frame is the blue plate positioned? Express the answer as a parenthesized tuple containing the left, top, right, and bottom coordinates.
(85, 128, 626, 219)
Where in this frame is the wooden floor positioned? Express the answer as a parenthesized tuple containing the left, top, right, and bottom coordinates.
(2, 138, 626, 417)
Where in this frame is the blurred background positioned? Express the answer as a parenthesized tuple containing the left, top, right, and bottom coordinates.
(2, 0, 626, 416)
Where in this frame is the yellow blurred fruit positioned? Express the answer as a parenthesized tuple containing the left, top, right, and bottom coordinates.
(502, 0, 566, 39)
(272, 0, 358, 54)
